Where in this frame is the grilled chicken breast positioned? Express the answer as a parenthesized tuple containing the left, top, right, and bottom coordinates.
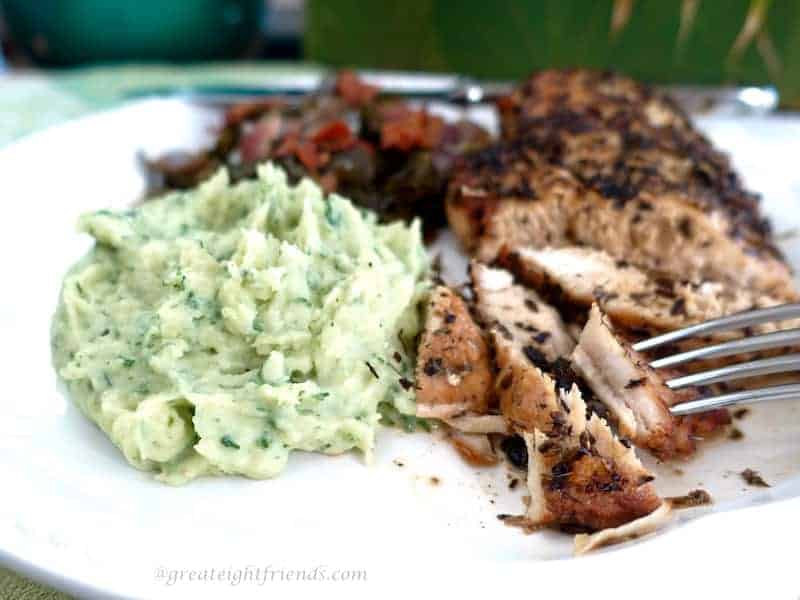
(415, 286, 493, 419)
(499, 70, 785, 270)
(447, 69, 796, 299)
(412, 69, 790, 551)
(571, 305, 729, 459)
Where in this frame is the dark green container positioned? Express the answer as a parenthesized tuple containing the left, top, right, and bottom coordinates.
(1, 0, 265, 65)
(306, 0, 800, 106)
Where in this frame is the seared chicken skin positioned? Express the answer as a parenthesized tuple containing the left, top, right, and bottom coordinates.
(447, 69, 796, 299)
(499, 70, 786, 273)
(415, 286, 493, 419)
(497, 69, 691, 140)
(571, 305, 730, 459)
(446, 147, 575, 262)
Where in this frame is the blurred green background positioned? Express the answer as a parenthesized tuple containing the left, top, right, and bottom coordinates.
(3, 0, 799, 103)
(305, 0, 800, 105)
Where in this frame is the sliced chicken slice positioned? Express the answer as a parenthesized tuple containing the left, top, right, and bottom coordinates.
(470, 262, 575, 362)
(500, 246, 797, 333)
(446, 429, 500, 467)
(482, 289, 663, 531)
(574, 501, 673, 555)
(443, 414, 509, 434)
(491, 322, 662, 531)
(571, 304, 729, 459)
(415, 286, 493, 419)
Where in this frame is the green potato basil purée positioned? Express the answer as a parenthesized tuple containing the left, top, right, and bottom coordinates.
(51, 164, 430, 484)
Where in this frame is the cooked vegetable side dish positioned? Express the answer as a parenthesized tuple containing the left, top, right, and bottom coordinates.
(54, 69, 798, 553)
(145, 71, 491, 233)
(52, 165, 429, 484)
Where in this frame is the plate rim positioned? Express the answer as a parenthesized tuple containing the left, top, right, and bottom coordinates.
(2, 95, 800, 598)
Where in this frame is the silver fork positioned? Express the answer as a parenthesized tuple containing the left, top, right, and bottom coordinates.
(631, 304, 800, 416)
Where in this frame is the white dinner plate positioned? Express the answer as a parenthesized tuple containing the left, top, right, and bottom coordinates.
(1, 94, 800, 600)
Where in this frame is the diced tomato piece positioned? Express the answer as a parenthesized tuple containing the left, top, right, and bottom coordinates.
(239, 114, 282, 163)
(311, 120, 356, 152)
(294, 140, 320, 171)
(381, 115, 422, 152)
(225, 99, 284, 127)
(335, 70, 379, 106)
(274, 134, 320, 171)
(495, 95, 516, 113)
(421, 114, 445, 148)
(273, 133, 298, 157)
(377, 100, 413, 122)
(381, 111, 445, 151)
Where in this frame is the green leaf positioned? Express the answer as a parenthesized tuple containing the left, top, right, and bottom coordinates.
(221, 435, 240, 449)
(325, 201, 342, 227)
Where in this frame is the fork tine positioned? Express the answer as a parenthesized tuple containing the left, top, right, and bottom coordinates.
(632, 303, 800, 352)
(665, 353, 800, 389)
(648, 328, 800, 369)
(670, 383, 800, 416)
